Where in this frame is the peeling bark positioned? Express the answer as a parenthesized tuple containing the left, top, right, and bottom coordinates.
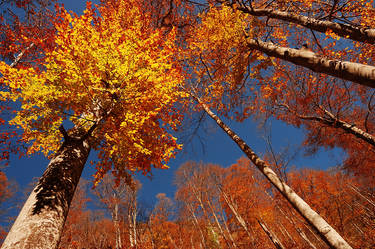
(246, 38, 375, 88)
(1, 130, 91, 249)
(195, 96, 353, 249)
(237, 6, 375, 44)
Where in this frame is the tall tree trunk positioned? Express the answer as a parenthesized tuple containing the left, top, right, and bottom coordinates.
(257, 218, 286, 249)
(187, 178, 233, 249)
(195, 96, 353, 249)
(128, 195, 137, 248)
(187, 203, 208, 249)
(113, 202, 122, 249)
(236, 6, 375, 44)
(280, 103, 375, 147)
(219, 188, 253, 239)
(206, 198, 238, 249)
(297, 228, 319, 249)
(1, 128, 91, 249)
(246, 38, 375, 88)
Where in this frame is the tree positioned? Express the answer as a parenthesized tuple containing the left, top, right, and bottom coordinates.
(0, 0, 57, 165)
(0, 0, 185, 247)
(174, 161, 238, 249)
(177, 0, 375, 246)
(181, 0, 375, 183)
(58, 179, 94, 249)
(93, 174, 141, 249)
(187, 93, 352, 248)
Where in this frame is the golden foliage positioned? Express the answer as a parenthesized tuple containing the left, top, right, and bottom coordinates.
(0, 0, 185, 182)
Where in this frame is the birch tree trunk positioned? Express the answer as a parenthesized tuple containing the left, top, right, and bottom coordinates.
(1, 128, 91, 249)
(236, 6, 375, 44)
(220, 188, 253, 240)
(128, 196, 137, 248)
(113, 202, 122, 249)
(257, 218, 286, 249)
(246, 38, 375, 88)
(186, 203, 208, 249)
(279, 103, 375, 147)
(195, 96, 353, 249)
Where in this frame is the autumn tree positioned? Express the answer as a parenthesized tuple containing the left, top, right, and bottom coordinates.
(0, 0, 185, 247)
(93, 173, 141, 249)
(174, 0, 375, 246)
(178, 88, 352, 248)
(58, 179, 95, 249)
(181, 0, 375, 182)
(285, 168, 375, 248)
(0, 0, 58, 166)
(175, 161, 243, 249)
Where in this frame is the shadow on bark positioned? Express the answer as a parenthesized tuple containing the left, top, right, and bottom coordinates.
(32, 137, 90, 216)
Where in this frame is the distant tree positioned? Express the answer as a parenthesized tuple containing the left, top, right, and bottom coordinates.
(93, 174, 141, 249)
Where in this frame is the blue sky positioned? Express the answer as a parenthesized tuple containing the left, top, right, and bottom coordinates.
(3, 0, 343, 209)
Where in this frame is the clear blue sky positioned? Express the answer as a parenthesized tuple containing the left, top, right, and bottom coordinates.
(3, 0, 343, 208)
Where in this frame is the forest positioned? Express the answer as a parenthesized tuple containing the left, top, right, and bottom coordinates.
(0, 0, 374, 248)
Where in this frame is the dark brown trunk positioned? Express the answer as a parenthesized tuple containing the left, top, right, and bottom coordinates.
(1, 132, 91, 249)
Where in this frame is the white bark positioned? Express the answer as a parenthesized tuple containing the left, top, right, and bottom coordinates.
(257, 218, 286, 249)
(1, 129, 91, 249)
(246, 38, 375, 88)
(128, 196, 137, 248)
(280, 103, 375, 147)
(237, 6, 375, 44)
(195, 96, 353, 249)
(113, 202, 122, 249)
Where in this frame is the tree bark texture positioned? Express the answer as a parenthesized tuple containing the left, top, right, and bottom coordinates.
(197, 97, 353, 249)
(238, 6, 375, 44)
(246, 38, 375, 88)
(1, 134, 90, 249)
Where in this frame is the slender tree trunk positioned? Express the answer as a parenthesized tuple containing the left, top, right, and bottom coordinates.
(279, 103, 375, 146)
(1, 130, 91, 249)
(206, 198, 238, 249)
(349, 184, 375, 207)
(236, 6, 375, 44)
(246, 38, 375, 88)
(128, 195, 137, 248)
(113, 202, 122, 249)
(297, 228, 319, 249)
(188, 180, 233, 249)
(187, 203, 208, 249)
(281, 103, 375, 147)
(195, 97, 353, 249)
(277, 203, 319, 248)
(278, 222, 297, 247)
(257, 218, 286, 249)
(220, 188, 253, 240)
